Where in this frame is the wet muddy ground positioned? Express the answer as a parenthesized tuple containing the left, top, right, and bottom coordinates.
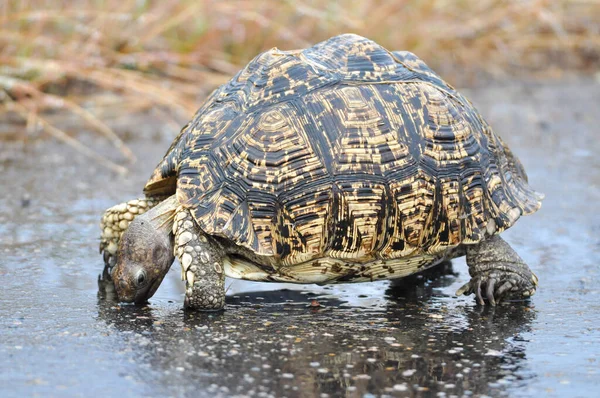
(1, 79, 599, 398)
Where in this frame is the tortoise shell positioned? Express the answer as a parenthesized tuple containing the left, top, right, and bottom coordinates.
(144, 34, 542, 282)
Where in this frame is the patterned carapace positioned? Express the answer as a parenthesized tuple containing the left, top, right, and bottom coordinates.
(143, 34, 541, 278)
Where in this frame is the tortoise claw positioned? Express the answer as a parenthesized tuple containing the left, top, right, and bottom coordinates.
(475, 279, 484, 305)
(486, 278, 497, 306)
(495, 281, 513, 300)
(456, 282, 470, 297)
(457, 270, 537, 306)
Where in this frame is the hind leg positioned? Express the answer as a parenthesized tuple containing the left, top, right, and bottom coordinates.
(100, 197, 165, 269)
(173, 207, 226, 310)
(456, 235, 538, 305)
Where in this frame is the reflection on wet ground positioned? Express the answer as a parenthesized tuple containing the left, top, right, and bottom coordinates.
(1, 79, 599, 397)
(95, 265, 537, 397)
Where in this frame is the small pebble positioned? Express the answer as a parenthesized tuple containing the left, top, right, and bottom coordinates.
(393, 384, 408, 391)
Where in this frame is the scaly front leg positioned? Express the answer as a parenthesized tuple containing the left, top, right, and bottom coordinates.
(456, 235, 538, 305)
(173, 208, 226, 310)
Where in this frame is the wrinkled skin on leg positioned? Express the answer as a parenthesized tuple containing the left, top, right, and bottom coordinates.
(456, 235, 538, 305)
(173, 208, 226, 310)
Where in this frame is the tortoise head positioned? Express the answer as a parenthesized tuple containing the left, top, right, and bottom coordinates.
(112, 214, 175, 304)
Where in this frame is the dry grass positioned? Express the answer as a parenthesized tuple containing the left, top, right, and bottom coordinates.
(1, 0, 598, 171)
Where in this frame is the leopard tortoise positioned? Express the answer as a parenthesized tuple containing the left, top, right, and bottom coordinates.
(100, 34, 543, 310)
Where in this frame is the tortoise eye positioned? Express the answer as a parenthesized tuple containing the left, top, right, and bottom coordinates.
(135, 270, 147, 286)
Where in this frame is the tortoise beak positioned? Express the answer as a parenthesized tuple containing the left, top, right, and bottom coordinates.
(111, 266, 134, 303)
(115, 279, 136, 303)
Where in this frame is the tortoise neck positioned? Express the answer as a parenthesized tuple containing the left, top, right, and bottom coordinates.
(139, 194, 178, 234)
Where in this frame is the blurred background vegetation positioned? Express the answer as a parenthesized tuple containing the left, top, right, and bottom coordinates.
(1, 0, 598, 172)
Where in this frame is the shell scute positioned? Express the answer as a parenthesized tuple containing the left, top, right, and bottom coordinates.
(144, 34, 542, 274)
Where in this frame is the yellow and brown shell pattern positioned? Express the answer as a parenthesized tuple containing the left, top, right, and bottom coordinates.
(144, 34, 543, 284)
